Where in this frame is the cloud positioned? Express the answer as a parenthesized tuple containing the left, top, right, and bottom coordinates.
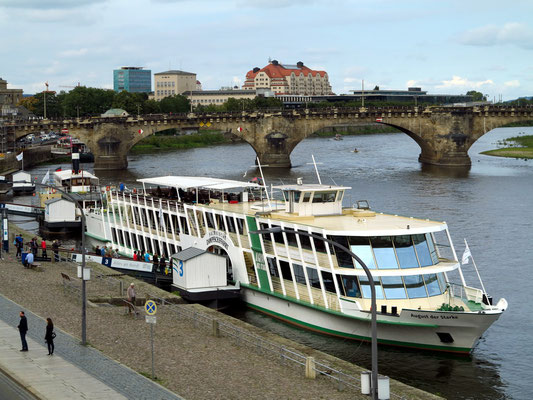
(436, 76, 494, 89)
(458, 22, 533, 50)
(0, 0, 106, 9)
(235, 0, 318, 8)
(504, 80, 520, 87)
(59, 48, 89, 57)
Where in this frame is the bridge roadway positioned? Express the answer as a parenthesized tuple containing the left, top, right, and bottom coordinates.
(4, 105, 533, 170)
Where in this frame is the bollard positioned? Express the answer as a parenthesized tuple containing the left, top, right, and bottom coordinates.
(119, 280, 124, 296)
(361, 371, 371, 395)
(305, 356, 316, 379)
(212, 319, 220, 337)
(378, 375, 390, 400)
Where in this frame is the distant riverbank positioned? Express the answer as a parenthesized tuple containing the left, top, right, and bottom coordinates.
(481, 134, 533, 159)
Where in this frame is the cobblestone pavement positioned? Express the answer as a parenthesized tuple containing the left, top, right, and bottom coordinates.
(0, 294, 182, 400)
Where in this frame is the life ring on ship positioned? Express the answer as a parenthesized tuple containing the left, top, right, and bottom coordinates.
(133, 188, 137, 194)
(52, 189, 56, 194)
(106, 186, 110, 191)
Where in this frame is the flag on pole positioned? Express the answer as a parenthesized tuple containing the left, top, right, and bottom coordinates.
(16, 152, 23, 161)
(41, 169, 50, 185)
(462, 240, 472, 265)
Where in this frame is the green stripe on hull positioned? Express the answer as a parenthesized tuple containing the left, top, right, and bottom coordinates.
(245, 302, 471, 354)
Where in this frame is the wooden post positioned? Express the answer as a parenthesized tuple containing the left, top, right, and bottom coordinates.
(305, 356, 316, 379)
(119, 280, 124, 296)
(212, 319, 220, 337)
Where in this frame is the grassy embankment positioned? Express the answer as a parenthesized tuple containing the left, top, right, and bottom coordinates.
(481, 135, 533, 159)
(131, 131, 230, 153)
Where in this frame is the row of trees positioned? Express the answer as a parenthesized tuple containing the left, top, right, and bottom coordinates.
(17, 86, 283, 118)
(18, 86, 193, 118)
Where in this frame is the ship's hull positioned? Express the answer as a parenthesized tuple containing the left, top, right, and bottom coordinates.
(241, 285, 502, 353)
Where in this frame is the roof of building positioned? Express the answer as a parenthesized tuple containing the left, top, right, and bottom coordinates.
(189, 89, 254, 96)
(45, 198, 73, 205)
(155, 70, 196, 76)
(172, 247, 206, 261)
(245, 61, 327, 81)
(101, 108, 128, 116)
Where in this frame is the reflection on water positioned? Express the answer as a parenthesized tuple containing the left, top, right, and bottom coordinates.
(20, 126, 533, 399)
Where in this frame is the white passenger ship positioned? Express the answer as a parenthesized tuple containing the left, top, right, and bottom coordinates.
(84, 172, 507, 353)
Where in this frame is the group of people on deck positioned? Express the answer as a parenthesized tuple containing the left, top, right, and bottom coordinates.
(132, 250, 168, 273)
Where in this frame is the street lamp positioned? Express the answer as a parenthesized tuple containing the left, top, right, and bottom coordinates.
(251, 226, 379, 400)
(13, 180, 89, 345)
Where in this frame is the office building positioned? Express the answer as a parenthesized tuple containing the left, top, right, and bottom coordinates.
(154, 70, 197, 100)
(113, 67, 151, 93)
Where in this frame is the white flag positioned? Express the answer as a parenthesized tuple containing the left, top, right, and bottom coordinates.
(41, 169, 50, 185)
(462, 240, 472, 265)
(16, 152, 23, 161)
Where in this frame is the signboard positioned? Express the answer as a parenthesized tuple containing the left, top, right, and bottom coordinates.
(145, 315, 157, 324)
(61, 128, 69, 134)
(145, 300, 157, 315)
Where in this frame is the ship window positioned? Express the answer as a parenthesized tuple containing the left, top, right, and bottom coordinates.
(302, 192, 311, 202)
(267, 257, 278, 277)
(336, 190, 344, 202)
(341, 275, 361, 298)
(350, 237, 376, 269)
(370, 237, 399, 269)
(312, 191, 337, 203)
(297, 230, 312, 250)
(381, 276, 407, 299)
(180, 216, 189, 235)
(413, 234, 433, 266)
(284, 228, 298, 247)
(306, 267, 322, 289)
(426, 233, 439, 264)
(215, 214, 226, 231)
(330, 236, 354, 268)
(359, 276, 384, 299)
(226, 216, 236, 233)
(205, 212, 216, 229)
(404, 275, 428, 298)
(236, 218, 245, 235)
(279, 260, 293, 281)
(293, 191, 301, 202)
(111, 228, 117, 244)
(321, 271, 337, 294)
(424, 274, 442, 296)
(394, 235, 419, 268)
(292, 263, 306, 284)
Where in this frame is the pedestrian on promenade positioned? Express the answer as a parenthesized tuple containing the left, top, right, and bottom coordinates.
(45, 318, 55, 355)
(100, 246, 106, 256)
(127, 283, 136, 313)
(41, 239, 47, 258)
(52, 240, 60, 261)
(133, 251, 138, 261)
(144, 252, 150, 262)
(18, 311, 28, 351)
(24, 251, 34, 268)
(113, 248, 120, 258)
(15, 234, 23, 258)
(31, 238, 38, 256)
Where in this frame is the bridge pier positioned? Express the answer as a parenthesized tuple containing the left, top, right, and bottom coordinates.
(256, 152, 292, 168)
(93, 154, 128, 171)
(418, 151, 472, 167)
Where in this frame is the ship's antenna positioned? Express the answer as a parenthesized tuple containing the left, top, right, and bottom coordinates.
(330, 176, 339, 186)
(255, 157, 272, 209)
(306, 154, 323, 184)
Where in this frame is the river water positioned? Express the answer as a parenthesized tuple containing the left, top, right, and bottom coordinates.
(19, 127, 533, 399)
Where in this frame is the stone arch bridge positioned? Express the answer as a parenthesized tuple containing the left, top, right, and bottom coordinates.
(8, 105, 533, 170)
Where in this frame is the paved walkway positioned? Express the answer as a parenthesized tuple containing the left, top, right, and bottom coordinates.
(0, 294, 182, 400)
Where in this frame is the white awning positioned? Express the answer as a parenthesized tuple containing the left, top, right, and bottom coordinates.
(137, 176, 262, 190)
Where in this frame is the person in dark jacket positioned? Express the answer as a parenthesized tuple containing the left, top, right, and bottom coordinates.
(45, 318, 55, 355)
(18, 311, 28, 351)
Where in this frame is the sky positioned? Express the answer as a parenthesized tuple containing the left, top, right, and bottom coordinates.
(1, 0, 532, 100)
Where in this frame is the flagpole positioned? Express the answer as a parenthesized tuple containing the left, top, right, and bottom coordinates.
(465, 239, 487, 295)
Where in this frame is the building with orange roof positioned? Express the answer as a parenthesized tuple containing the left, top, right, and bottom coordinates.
(242, 60, 332, 96)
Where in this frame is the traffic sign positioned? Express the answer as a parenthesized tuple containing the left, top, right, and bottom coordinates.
(145, 315, 157, 324)
(145, 300, 157, 315)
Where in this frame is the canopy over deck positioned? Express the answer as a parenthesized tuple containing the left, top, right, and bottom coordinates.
(137, 176, 263, 190)
(273, 183, 351, 191)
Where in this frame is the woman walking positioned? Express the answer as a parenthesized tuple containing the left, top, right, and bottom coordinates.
(45, 318, 55, 355)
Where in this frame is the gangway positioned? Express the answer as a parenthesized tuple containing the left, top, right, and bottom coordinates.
(0, 202, 44, 217)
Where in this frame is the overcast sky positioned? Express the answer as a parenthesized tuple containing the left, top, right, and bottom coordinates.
(1, 0, 531, 100)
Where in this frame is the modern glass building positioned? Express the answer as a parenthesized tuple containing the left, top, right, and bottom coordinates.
(113, 67, 151, 93)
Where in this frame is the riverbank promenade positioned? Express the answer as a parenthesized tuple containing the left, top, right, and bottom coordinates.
(0, 295, 182, 400)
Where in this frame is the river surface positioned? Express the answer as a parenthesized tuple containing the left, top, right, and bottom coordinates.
(16, 127, 533, 399)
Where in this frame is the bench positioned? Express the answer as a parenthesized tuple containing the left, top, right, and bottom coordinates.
(60, 272, 81, 293)
(122, 299, 139, 318)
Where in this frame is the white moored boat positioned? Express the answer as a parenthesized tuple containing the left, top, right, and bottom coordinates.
(83, 169, 507, 353)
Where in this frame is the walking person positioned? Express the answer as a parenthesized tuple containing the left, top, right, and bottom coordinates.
(52, 240, 60, 262)
(45, 318, 55, 355)
(18, 311, 28, 351)
(31, 238, 38, 257)
(15, 234, 23, 258)
(159, 255, 166, 274)
(152, 253, 159, 272)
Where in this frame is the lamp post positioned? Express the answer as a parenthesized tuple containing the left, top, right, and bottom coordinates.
(13, 180, 88, 345)
(251, 226, 379, 399)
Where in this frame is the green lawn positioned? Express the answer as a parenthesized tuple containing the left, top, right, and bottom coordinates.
(481, 135, 533, 159)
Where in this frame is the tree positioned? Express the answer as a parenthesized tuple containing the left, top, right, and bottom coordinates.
(31, 91, 62, 118)
(17, 96, 38, 114)
(61, 86, 115, 117)
(159, 95, 190, 113)
(466, 90, 486, 102)
(112, 91, 147, 114)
